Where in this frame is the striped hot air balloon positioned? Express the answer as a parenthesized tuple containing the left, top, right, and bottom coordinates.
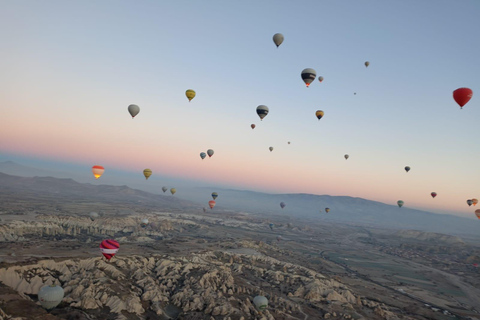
(92, 165, 105, 179)
(100, 239, 119, 260)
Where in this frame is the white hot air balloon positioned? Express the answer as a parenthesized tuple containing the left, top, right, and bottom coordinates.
(272, 33, 284, 47)
(253, 295, 268, 311)
(89, 212, 99, 221)
(128, 104, 140, 118)
(38, 284, 64, 310)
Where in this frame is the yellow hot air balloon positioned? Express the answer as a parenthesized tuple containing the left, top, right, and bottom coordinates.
(143, 169, 152, 180)
(315, 110, 324, 120)
(170, 188, 176, 195)
(186, 89, 196, 102)
(92, 165, 105, 179)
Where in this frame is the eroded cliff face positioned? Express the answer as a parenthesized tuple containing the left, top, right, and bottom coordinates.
(0, 240, 409, 320)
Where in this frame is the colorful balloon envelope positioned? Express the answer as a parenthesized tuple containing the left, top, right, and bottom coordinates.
(200, 152, 206, 160)
(475, 209, 480, 219)
(100, 239, 119, 260)
(162, 186, 168, 193)
(38, 285, 64, 310)
(211, 192, 218, 200)
(208, 200, 216, 209)
(127, 104, 140, 118)
(143, 169, 152, 180)
(185, 89, 196, 102)
(472, 198, 478, 206)
(453, 88, 473, 108)
(280, 202, 286, 209)
(467, 199, 473, 206)
(431, 192, 437, 198)
(318, 76, 324, 82)
(207, 149, 214, 157)
(315, 110, 324, 120)
(301, 68, 316, 87)
(256, 105, 269, 121)
(92, 165, 105, 179)
(273, 33, 284, 47)
(397, 200, 404, 208)
(141, 218, 149, 228)
(325, 208, 330, 213)
(251, 124, 256, 129)
(404, 166, 411, 173)
(170, 188, 176, 195)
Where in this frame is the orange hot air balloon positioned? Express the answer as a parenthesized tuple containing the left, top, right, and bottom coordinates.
(431, 192, 437, 198)
(472, 199, 478, 206)
(475, 209, 480, 219)
(251, 124, 256, 129)
(92, 165, 105, 179)
(453, 88, 473, 108)
(208, 200, 216, 209)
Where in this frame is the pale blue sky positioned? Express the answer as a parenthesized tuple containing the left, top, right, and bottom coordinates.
(1, 1, 479, 217)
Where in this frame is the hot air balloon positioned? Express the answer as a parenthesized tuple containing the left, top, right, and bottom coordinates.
(315, 110, 324, 120)
(269, 223, 274, 231)
(431, 192, 437, 198)
(287, 141, 291, 144)
(280, 202, 286, 209)
(365, 61, 370, 67)
(89, 212, 99, 221)
(170, 188, 176, 195)
(344, 154, 349, 160)
(209, 200, 216, 209)
(92, 165, 105, 179)
(211, 192, 218, 200)
(301, 68, 316, 87)
(143, 169, 152, 180)
(185, 89, 196, 102)
(453, 88, 473, 108)
(397, 200, 404, 208)
(318, 76, 324, 82)
(100, 239, 119, 260)
(200, 152, 206, 160)
(325, 208, 330, 213)
(203, 207, 207, 213)
(273, 33, 284, 47)
(162, 186, 168, 193)
(38, 285, 64, 310)
(207, 149, 214, 157)
(253, 296, 268, 311)
(405, 166, 411, 173)
(475, 209, 480, 219)
(472, 198, 478, 206)
(269, 146, 274, 152)
(251, 124, 256, 129)
(467, 199, 473, 206)
(256, 105, 269, 121)
(128, 104, 140, 118)
(141, 218, 149, 228)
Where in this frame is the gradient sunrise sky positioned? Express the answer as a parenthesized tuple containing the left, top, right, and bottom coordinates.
(1, 1, 479, 218)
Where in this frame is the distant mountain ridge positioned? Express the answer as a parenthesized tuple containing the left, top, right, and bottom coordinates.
(1, 161, 479, 237)
(177, 187, 480, 237)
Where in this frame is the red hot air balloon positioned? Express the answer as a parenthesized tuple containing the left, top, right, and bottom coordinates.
(453, 88, 473, 108)
(431, 192, 437, 198)
(251, 124, 256, 129)
(100, 239, 119, 260)
(208, 200, 216, 209)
